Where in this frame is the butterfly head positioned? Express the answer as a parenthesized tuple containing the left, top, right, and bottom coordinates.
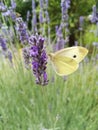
(48, 53, 55, 61)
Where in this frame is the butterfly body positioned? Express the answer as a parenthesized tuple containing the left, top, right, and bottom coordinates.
(49, 46, 88, 76)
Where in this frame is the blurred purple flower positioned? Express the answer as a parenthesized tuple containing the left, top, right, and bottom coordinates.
(22, 47, 30, 69)
(45, 0, 48, 8)
(2, 8, 16, 21)
(29, 34, 48, 86)
(7, 50, 13, 64)
(45, 10, 50, 23)
(79, 16, 84, 31)
(92, 42, 98, 47)
(39, 0, 44, 9)
(16, 17, 29, 44)
(90, 5, 98, 23)
(33, 11, 37, 25)
(26, 10, 30, 22)
(56, 26, 63, 37)
(11, 0, 16, 9)
(32, 0, 35, 11)
(32, 10, 37, 33)
(53, 26, 66, 51)
(0, 2, 7, 12)
(9, 9, 16, 21)
(0, 35, 13, 64)
(0, 35, 7, 51)
(74, 41, 78, 46)
(2, 10, 10, 16)
(61, 0, 70, 22)
(0, 21, 2, 28)
(1, 24, 8, 35)
(39, 10, 44, 23)
(54, 38, 65, 51)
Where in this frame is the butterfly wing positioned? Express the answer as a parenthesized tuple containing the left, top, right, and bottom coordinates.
(50, 55, 79, 76)
(55, 46, 88, 63)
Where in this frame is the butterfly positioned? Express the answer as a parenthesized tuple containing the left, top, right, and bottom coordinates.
(48, 46, 88, 76)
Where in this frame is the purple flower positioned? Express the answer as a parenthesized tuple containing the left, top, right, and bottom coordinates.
(39, 0, 44, 9)
(0, 35, 13, 64)
(33, 11, 37, 25)
(26, 10, 30, 22)
(61, 0, 70, 22)
(32, 0, 35, 11)
(2, 8, 16, 21)
(29, 34, 49, 86)
(0, 35, 7, 51)
(56, 26, 63, 37)
(29, 35, 37, 45)
(39, 10, 44, 23)
(32, 11, 37, 33)
(2, 10, 10, 16)
(7, 50, 13, 64)
(45, 0, 48, 8)
(11, 0, 16, 9)
(79, 16, 84, 31)
(0, 2, 7, 12)
(45, 10, 50, 23)
(32, 61, 39, 70)
(22, 47, 30, 69)
(29, 46, 38, 57)
(9, 9, 16, 21)
(90, 5, 98, 23)
(54, 25, 68, 51)
(16, 18, 29, 44)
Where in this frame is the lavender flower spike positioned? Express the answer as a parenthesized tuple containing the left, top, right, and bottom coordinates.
(29, 34, 49, 86)
(16, 17, 29, 44)
(0, 35, 7, 51)
(22, 47, 30, 69)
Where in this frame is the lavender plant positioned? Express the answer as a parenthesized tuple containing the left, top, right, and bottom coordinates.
(16, 17, 29, 44)
(53, 0, 71, 51)
(0, 35, 13, 64)
(29, 34, 49, 86)
(90, 5, 98, 23)
(79, 16, 84, 31)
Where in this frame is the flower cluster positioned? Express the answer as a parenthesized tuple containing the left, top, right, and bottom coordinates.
(0, 35, 12, 64)
(90, 5, 98, 23)
(16, 18, 29, 44)
(0, 35, 7, 51)
(28, 34, 48, 86)
(22, 47, 30, 69)
(79, 16, 84, 31)
(0, 1, 17, 21)
(0, 2, 7, 12)
(61, 0, 70, 22)
(53, 26, 65, 51)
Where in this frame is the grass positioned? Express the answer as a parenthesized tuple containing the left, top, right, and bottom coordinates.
(0, 49, 98, 130)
